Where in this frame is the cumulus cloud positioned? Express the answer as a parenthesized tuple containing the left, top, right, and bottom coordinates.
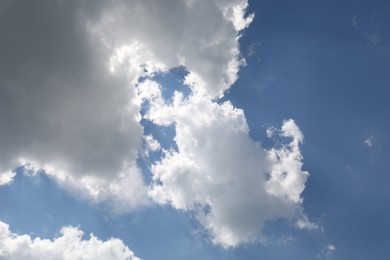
(0, 0, 253, 209)
(0, 220, 140, 260)
(0, 0, 313, 249)
(91, 0, 253, 98)
(143, 78, 312, 247)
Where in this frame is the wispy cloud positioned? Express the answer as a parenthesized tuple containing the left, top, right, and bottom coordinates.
(352, 13, 389, 56)
(364, 135, 376, 147)
(316, 243, 336, 259)
(246, 42, 262, 58)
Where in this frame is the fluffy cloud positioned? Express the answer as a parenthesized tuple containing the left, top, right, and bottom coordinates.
(0, 0, 313, 249)
(90, 0, 253, 98)
(0, 0, 252, 209)
(0, 221, 140, 260)
(143, 78, 312, 247)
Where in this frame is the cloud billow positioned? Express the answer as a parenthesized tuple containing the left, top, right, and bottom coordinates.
(0, 0, 148, 210)
(141, 78, 312, 247)
(0, 0, 313, 249)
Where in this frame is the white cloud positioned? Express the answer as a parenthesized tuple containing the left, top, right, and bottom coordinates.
(0, 221, 140, 260)
(0, 0, 252, 209)
(144, 135, 161, 153)
(222, 0, 255, 31)
(364, 135, 375, 147)
(0, 0, 314, 249)
(0, 171, 15, 186)
(265, 119, 308, 204)
(91, 0, 253, 98)
(144, 79, 312, 248)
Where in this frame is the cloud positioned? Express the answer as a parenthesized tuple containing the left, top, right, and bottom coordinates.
(0, 171, 15, 186)
(143, 135, 161, 153)
(316, 243, 336, 259)
(0, 0, 314, 249)
(143, 78, 312, 247)
(0, 220, 140, 260)
(364, 134, 378, 164)
(0, 0, 253, 208)
(92, 0, 253, 98)
(246, 42, 261, 58)
(352, 14, 389, 56)
(0, 0, 149, 209)
(364, 135, 375, 147)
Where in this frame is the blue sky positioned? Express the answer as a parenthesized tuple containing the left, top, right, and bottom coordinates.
(1, 0, 390, 259)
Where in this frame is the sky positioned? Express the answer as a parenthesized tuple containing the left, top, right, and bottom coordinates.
(0, 0, 390, 259)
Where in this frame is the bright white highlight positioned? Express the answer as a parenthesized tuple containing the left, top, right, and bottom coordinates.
(0, 171, 15, 186)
